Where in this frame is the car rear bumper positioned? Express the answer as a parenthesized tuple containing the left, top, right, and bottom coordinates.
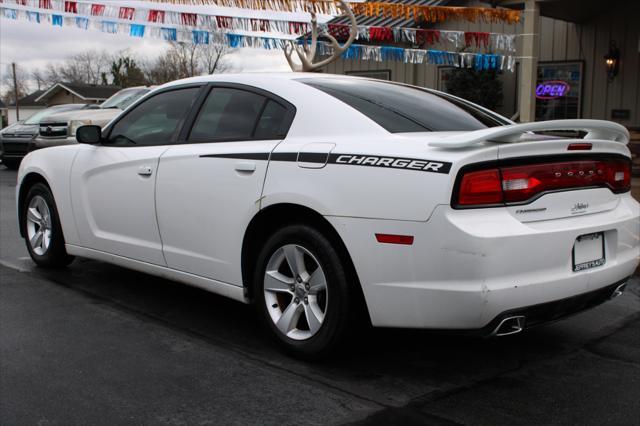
(326, 192, 640, 330)
(479, 278, 629, 336)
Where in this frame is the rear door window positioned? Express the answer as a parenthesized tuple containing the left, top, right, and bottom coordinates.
(189, 88, 292, 142)
(190, 88, 265, 142)
(254, 100, 288, 140)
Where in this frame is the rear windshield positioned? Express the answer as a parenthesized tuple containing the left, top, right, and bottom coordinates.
(302, 78, 507, 133)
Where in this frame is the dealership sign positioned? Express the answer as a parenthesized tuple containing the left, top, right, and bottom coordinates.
(536, 80, 570, 99)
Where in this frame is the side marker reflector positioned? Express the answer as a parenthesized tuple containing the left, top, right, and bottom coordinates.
(375, 234, 414, 245)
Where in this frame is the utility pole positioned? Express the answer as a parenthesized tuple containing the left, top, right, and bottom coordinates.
(11, 62, 20, 122)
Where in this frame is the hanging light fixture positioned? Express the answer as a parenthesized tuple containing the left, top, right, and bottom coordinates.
(604, 41, 620, 82)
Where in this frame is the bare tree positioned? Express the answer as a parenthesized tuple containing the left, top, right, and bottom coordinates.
(198, 36, 229, 74)
(142, 45, 191, 85)
(71, 50, 111, 85)
(1, 63, 29, 105)
(24, 41, 230, 91)
(143, 41, 229, 85)
(37, 50, 112, 86)
(31, 68, 48, 91)
(171, 42, 200, 78)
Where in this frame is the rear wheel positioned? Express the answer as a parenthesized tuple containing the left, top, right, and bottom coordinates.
(22, 183, 74, 268)
(254, 224, 354, 359)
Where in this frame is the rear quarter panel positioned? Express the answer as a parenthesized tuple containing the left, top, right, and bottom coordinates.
(263, 134, 498, 221)
(256, 78, 502, 221)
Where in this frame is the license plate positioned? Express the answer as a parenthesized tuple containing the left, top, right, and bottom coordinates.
(572, 232, 605, 272)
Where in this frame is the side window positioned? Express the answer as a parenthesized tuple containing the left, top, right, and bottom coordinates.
(108, 87, 199, 146)
(254, 100, 287, 140)
(189, 88, 266, 142)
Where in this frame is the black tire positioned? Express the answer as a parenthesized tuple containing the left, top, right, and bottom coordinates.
(254, 224, 355, 359)
(2, 158, 20, 170)
(21, 182, 74, 268)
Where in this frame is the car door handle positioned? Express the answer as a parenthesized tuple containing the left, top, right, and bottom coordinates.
(234, 162, 256, 172)
(138, 166, 153, 176)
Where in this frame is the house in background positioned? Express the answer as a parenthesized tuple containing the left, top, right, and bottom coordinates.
(6, 83, 121, 125)
(6, 90, 46, 126)
(34, 83, 121, 107)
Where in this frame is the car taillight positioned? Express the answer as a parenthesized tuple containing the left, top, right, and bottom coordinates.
(458, 169, 503, 205)
(455, 158, 631, 207)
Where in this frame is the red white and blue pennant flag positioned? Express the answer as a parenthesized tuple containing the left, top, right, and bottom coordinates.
(1, 0, 517, 51)
(1, 0, 516, 70)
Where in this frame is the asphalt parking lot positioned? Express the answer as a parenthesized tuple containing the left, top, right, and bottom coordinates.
(1, 166, 639, 425)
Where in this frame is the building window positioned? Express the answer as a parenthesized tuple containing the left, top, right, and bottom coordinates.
(535, 61, 583, 121)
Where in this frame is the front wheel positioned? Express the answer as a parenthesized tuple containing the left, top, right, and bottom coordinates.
(254, 224, 354, 359)
(22, 183, 74, 268)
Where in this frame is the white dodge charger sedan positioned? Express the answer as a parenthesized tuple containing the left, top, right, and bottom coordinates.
(16, 73, 639, 357)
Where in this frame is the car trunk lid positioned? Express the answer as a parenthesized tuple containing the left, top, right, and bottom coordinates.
(429, 120, 632, 223)
(497, 138, 631, 222)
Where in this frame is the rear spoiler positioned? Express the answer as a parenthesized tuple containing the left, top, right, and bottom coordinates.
(428, 119, 629, 148)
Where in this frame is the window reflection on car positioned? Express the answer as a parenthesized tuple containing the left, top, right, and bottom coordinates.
(100, 88, 151, 110)
(23, 104, 90, 125)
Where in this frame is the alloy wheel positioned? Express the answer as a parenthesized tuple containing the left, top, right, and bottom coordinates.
(26, 195, 52, 256)
(263, 244, 328, 340)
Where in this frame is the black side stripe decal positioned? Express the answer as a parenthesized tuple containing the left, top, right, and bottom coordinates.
(199, 152, 452, 174)
(200, 152, 269, 160)
(270, 152, 298, 162)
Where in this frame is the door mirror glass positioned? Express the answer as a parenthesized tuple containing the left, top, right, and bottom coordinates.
(76, 125, 102, 144)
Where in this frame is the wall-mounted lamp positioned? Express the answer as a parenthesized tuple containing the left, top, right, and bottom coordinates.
(604, 41, 620, 82)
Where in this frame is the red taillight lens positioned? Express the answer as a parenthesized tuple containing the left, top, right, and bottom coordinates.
(458, 169, 503, 205)
(455, 158, 631, 207)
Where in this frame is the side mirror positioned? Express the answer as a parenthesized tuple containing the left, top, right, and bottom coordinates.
(76, 125, 102, 145)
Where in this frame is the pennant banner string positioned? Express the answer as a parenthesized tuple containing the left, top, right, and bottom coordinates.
(3, 0, 521, 22)
(140, 0, 521, 23)
(2, 0, 518, 52)
(1, 6, 516, 71)
(350, 2, 521, 24)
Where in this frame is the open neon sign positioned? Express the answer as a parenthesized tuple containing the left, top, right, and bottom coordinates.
(536, 80, 570, 99)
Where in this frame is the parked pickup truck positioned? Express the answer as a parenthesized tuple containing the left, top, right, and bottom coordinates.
(0, 103, 89, 169)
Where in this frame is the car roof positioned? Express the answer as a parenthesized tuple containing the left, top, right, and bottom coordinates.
(149, 73, 510, 139)
(154, 73, 394, 139)
(157, 72, 359, 90)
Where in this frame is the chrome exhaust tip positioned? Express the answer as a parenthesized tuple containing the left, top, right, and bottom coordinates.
(492, 315, 526, 337)
(611, 282, 627, 299)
